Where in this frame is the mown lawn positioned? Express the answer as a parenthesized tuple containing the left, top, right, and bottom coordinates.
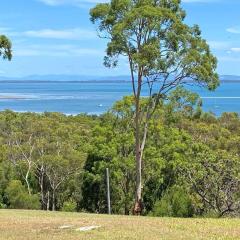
(0, 209, 239, 240)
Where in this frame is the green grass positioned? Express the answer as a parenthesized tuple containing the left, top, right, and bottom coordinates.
(0, 209, 239, 240)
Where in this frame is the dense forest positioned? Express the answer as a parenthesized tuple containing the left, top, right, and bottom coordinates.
(0, 87, 239, 218)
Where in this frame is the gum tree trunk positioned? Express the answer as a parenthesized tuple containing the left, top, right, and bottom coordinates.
(133, 73, 145, 215)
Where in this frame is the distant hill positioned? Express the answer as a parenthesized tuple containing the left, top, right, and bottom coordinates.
(0, 74, 239, 82)
(0, 74, 132, 82)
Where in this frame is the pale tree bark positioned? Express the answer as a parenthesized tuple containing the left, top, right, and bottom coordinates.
(47, 191, 50, 211)
(10, 135, 35, 195)
(133, 69, 145, 215)
(52, 187, 56, 211)
(46, 170, 69, 211)
(36, 165, 46, 210)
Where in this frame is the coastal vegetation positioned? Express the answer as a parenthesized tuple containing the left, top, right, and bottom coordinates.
(0, 88, 239, 217)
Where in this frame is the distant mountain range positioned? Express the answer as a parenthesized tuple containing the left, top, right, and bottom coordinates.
(0, 74, 240, 82)
(0, 74, 132, 81)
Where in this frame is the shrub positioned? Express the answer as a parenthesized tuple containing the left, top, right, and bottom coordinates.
(62, 200, 77, 212)
(150, 186, 193, 217)
(0, 203, 6, 209)
(5, 180, 40, 210)
(0, 195, 6, 209)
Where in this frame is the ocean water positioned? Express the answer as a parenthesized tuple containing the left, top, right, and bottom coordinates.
(0, 80, 239, 116)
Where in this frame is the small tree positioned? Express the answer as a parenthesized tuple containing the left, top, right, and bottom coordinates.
(151, 185, 193, 217)
(6, 180, 40, 210)
(90, 0, 219, 214)
(44, 146, 85, 211)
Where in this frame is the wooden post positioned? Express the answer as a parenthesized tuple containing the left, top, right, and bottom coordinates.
(47, 191, 50, 211)
(106, 168, 111, 214)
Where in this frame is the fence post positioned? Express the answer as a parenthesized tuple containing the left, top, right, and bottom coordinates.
(106, 168, 111, 214)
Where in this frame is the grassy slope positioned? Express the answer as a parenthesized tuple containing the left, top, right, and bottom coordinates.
(0, 210, 239, 240)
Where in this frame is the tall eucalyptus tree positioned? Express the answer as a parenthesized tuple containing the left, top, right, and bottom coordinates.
(90, 0, 219, 214)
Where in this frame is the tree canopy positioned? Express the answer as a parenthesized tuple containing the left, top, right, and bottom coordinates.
(90, 0, 219, 214)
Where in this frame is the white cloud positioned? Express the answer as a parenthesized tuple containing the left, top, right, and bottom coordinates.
(23, 28, 96, 40)
(230, 48, 240, 52)
(207, 41, 231, 50)
(0, 27, 11, 33)
(14, 44, 103, 57)
(0, 27, 97, 40)
(38, 0, 108, 7)
(226, 27, 240, 34)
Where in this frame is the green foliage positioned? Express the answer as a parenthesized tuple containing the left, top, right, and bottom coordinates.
(0, 93, 240, 217)
(179, 147, 240, 217)
(61, 200, 77, 212)
(166, 86, 202, 118)
(81, 107, 136, 214)
(6, 180, 40, 210)
(0, 111, 92, 211)
(0, 203, 6, 209)
(0, 194, 6, 209)
(90, 0, 219, 91)
(91, 0, 219, 212)
(0, 35, 12, 60)
(150, 186, 194, 218)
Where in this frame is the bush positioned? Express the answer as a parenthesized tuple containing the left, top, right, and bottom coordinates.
(0, 203, 6, 209)
(0, 195, 6, 209)
(61, 200, 77, 212)
(150, 186, 193, 217)
(5, 180, 40, 210)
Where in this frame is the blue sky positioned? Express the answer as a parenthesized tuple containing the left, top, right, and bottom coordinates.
(0, 0, 240, 77)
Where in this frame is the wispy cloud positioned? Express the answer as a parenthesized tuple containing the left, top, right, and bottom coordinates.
(226, 27, 240, 34)
(37, 0, 108, 7)
(0, 27, 97, 40)
(23, 28, 96, 40)
(0, 27, 12, 33)
(14, 44, 103, 57)
(208, 41, 240, 55)
(207, 41, 231, 50)
(230, 48, 240, 52)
